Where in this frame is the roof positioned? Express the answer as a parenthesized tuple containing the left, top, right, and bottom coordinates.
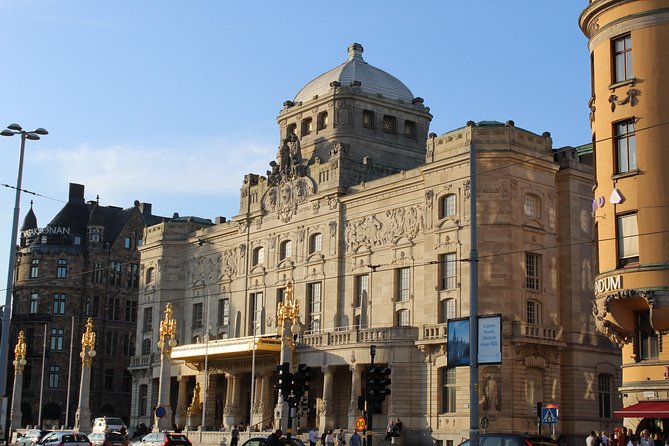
(21, 204, 37, 232)
(614, 401, 669, 418)
(293, 43, 414, 103)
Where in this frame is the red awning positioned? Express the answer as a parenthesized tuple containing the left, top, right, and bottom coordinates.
(614, 401, 669, 418)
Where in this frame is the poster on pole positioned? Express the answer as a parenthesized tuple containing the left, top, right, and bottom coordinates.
(478, 314, 502, 364)
(447, 318, 470, 367)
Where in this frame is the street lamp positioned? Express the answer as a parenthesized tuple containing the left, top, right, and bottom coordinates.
(155, 303, 177, 432)
(0, 123, 47, 438)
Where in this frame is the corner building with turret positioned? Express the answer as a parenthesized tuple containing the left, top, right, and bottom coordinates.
(130, 44, 620, 445)
(580, 0, 669, 432)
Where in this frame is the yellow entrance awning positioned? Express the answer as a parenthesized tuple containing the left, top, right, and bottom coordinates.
(171, 335, 282, 361)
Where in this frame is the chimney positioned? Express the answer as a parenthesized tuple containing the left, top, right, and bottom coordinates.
(139, 202, 152, 216)
(69, 183, 85, 204)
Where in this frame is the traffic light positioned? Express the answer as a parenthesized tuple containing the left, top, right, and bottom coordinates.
(366, 366, 391, 405)
(293, 363, 312, 398)
(275, 362, 293, 399)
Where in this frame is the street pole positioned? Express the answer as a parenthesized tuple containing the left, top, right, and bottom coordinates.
(469, 142, 480, 446)
(366, 345, 376, 446)
(0, 124, 47, 441)
(38, 324, 46, 428)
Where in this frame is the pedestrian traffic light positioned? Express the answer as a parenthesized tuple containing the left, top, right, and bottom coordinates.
(366, 366, 391, 404)
(275, 362, 293, 399)
(293, 363, 311, 398)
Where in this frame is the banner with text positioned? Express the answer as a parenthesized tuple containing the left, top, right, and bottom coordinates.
(447, 315, 502, 366)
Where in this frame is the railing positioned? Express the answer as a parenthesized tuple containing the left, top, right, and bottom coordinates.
(302, 325, 418, 347)
(511, 321, 562, 342)
(419, 322, 448, 341)
(129, 354, 153, 369)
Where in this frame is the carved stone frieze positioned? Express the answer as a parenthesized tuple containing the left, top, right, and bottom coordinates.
(187, 248, 240, 285)
(345, 204, 424, 251)
(262, 176, 315, 223)
(609, 89, 639, 111)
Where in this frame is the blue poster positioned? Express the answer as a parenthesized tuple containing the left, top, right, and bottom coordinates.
(447, 318, 470, 367)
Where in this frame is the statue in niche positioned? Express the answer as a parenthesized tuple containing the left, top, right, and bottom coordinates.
(483, 374, 500, 412)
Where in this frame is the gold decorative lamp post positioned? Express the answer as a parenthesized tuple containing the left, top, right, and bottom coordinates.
(74, 318, 96, 432)
(10, 331, 28, 433)
(155, 303, 178, 432)
(274, 281, 302, 434)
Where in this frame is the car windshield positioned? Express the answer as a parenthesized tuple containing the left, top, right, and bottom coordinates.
(104, 418, 125, 425)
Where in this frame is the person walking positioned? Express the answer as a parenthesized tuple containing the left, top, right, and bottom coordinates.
(309, 427, 318, 446)
(230, 425, 240, 446)
(349, 431, 362, 446)
(266, 429, 284, 446)
(325, 429, 335, 446)
(336, 428, 346, 446)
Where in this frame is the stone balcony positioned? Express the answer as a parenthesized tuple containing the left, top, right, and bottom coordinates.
(129, 353, 154, 370)
(302, 325, 418, 348)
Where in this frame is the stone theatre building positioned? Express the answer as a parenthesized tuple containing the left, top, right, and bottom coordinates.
(130, 44, 620, 445)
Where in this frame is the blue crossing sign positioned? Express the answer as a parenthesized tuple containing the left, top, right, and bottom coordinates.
(541, 407, 558, 424)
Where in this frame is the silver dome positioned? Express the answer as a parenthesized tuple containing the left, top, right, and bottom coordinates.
(293, 43, 414, 103)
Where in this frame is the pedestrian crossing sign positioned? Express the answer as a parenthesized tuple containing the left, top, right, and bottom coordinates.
(541, 407, 558, 424)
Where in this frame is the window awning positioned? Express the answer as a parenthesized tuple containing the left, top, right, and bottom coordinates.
(614, 401, 669, 418)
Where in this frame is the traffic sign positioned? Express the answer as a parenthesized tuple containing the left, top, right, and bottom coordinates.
(155, 406, 167, 418)
(356, 416, 367, 432)
(541, 407, 558, 424)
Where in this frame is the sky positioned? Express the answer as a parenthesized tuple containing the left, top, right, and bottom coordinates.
(0, 0, 592, 292)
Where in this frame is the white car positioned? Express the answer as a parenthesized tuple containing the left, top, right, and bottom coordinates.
(92, 417, 128, 435)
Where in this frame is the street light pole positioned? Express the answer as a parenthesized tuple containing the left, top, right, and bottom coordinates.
(0, 123, 47, 440)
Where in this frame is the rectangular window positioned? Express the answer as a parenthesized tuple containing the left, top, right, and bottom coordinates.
(53, 293, 66, 314)
(302, 117, 313, 136)
(127, 263, 139, 288)
(104, 369, 114, 391)
(308, 282, 322, 333)
(122, 370, 132, 392)
(110, 261, 122, 286)
(125, 300, 137, 322)
(396, 309, 410, 326)
(143, 307, 153, 333)
(525, 253, 541, 290)
(91, 262, 104, 284)
(124, 237, 132, 249)
(30, 259, 39, 278)
(526, 300, 542, 325)
(383, 115, 396, 134)
(615, 119, 636, 173)
(110, 298, 121, 320)
(362, 110, 375, 129)
(439, 253, 457, 290)
(218, 298, 230, 327)
(598, 374, 612, 419)
(404, 120, 416, 138)
(613, 34, 633, 83)
(527, 367, 543, 407)
(439, 298, 456, 323)
(249, 292, 263, 336)
(441, 368, 456, 413)
(192, 302, 204, 329)
(317, 112, 328, 131)
(57, 259, 67, 279)
(50, 328, 64, 351)
(397, 268, 410, 301)
(48, 366, 60, 389)
(636, 311, 658, 360)
(88, 227, 102, 243)
(30, 293, 39, 314)
(355, 274, 369, 307)
(617, 213, 639, 266)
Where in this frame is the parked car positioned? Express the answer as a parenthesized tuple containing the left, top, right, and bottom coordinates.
(92, 417, 128, 435)
(140, 433, 191, 446)
(87, 432, 128, 446)
(459, 434, 559, 446)
(37, 432, 91, 446)
(17, 429, 50, 446)
(241, 437, 305, 446)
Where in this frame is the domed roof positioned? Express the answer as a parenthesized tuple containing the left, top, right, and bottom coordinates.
(293, 43, 414, 104)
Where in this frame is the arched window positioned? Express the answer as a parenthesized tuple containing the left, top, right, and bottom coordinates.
(309, 233, 323, 254)
(252, 246, 265, 265)
(396, 309, 410, 327)
(30, 293, 39, 314)
(526, 300, 542, 325)
(524, 193, 541, 218)
(439, 194, 457, 218)
(145, 267, 154, 285)
(57, 259, 68, 279)
(280, 240, 292, 260)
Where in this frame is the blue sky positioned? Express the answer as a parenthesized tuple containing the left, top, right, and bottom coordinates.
(0, 0, 591, 288)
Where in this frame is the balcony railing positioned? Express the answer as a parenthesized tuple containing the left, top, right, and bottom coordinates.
(129, 354, 153, 369)
(302, 325, 418, 348)
(419, 322, 449, 341)
(511, 321, 562, 342)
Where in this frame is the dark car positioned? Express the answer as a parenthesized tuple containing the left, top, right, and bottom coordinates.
(140, 433, 191, 446)
(241, 437, 305, 446)
(459, 434, 559, 446)
(37, 432, 91, 446)
(17, 429, 50, 446)
(87, 432, 128, 446)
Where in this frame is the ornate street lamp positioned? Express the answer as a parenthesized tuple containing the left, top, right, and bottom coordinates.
(10, 330, 27, 432)
(155, 303, 177, 431)
(74, 318, 97, 432)
(0, 124, 47, 439)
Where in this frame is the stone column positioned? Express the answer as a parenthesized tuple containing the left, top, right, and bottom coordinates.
(203, 373, 218, 429)
(260, 373, 272, 429)
(347, 365, 363, 430)
(74, 319, 96, 433)
(223, 373, 238, 429)
(10, 330, 27, 432)
(319, 366, 334, 430)
(251, 374, 264, 429)
(174, 376, 189, 430)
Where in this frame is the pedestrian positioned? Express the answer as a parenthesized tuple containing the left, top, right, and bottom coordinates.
(326, 429, 335, 446)
(309, 427, 318, 446)
(230, 425, 240, 446)
(350, 431, 362, 446)
(602, 431, 610, 446)
(641, 431, 653, 446)
(336, 428, 346, 445)
(628, 434, 639, 446)
(385, 419, 395, 441)
(393, 418, 403, 437)
(266, 429, 284, 446)
(588, 432, 599, 446)
(321, 430, 327, 446)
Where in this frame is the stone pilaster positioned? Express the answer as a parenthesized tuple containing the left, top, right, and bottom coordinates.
(347, 365, 363, 430)
(319, 366, 334, 430)
(174, 376, 189, 430)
